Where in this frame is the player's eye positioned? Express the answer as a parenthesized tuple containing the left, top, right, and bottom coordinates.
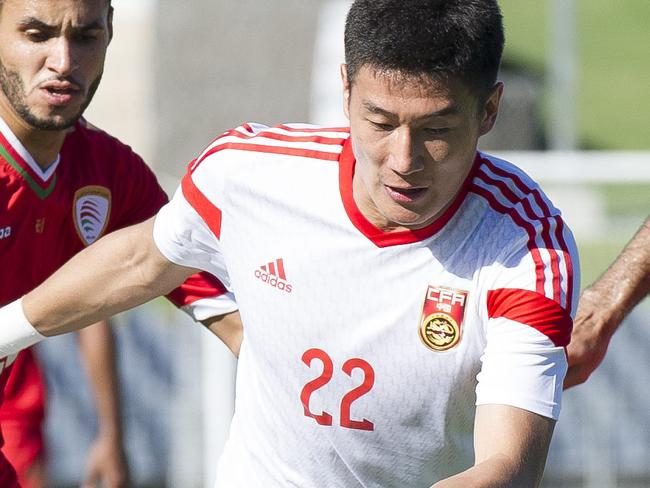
(24, 29, 51, 42)
(74, 30, 102, 43)
(423, 127, 451, 135)
(369, 121, 395, 132)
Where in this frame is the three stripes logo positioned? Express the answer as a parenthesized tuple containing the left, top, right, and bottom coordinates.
(254, 258, 293, 293)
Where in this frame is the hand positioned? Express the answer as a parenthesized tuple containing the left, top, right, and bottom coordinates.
(564, 287, 621, 389)
(81, 432, 130, 488)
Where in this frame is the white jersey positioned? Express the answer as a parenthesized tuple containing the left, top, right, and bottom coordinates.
(153, 123, 579, 487)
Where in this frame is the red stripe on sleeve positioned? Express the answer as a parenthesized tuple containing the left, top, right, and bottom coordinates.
(196, 142, 341, 166)
(166, 271, 228, 307)
(487, 288, 573, 347)
(221, 128, 348, 146)
(181, 171, 222, 239)
(277, 124, 350, 133)
(484, 159, 575, 310)
(477, 169, 562, 304)
(470, 184, 547, 295)
(551, 216, 575, 311)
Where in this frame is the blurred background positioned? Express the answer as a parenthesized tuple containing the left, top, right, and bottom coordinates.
(38, 0, 649, 486)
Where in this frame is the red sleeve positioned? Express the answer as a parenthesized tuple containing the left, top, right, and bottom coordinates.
(166, 271, 228, 308)
(487, 288, 573, 347)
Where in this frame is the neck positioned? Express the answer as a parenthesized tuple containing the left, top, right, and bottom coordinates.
(0, 96, 69, 172)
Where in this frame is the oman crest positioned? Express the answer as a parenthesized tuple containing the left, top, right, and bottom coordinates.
(73, 186, 112, 246)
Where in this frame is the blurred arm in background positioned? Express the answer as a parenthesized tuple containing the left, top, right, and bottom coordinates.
(565, 216, 650, 388)
(77, 322, 129, 488)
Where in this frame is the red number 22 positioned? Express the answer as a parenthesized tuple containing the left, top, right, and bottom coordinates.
(300, 348, 375, 431)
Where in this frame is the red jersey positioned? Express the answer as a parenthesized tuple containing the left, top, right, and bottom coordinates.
(0, 117, 229, 483)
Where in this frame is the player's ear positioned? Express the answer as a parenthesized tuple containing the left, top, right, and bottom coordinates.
(341, 64, 351, 121)
(478, 82, 503, 136)
(107, 5, 114, 44)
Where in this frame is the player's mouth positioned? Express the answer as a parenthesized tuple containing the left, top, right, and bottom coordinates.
(39, 81, 82, 107)
(384, 184, 428, 203)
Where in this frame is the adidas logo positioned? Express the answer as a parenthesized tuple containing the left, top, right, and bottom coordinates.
(254, 258, 293, 293)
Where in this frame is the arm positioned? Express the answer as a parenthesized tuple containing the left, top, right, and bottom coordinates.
(77, 321, 129, 488)
(201, 310, 243, 357)
(20, 217, 196, 338)
(431, 405, 554, 488)
(565, 217, 650, 388)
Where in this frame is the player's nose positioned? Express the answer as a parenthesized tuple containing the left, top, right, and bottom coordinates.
(45, 37, 79, 76)
(387, 128, 424, 175)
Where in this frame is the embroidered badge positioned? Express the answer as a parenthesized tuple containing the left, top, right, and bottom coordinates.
(73, 186, 112, 246)
(419, 285, 468, 351)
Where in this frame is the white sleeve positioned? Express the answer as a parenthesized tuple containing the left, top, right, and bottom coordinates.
(475, 220, 579, 420)
(476, 317, 567, 419)
(153, 185, 233, 292)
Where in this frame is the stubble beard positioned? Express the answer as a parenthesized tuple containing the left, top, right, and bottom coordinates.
(0, 59, 102, 131)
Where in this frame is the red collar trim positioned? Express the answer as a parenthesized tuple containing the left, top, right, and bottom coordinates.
(338, 137, 480, 247)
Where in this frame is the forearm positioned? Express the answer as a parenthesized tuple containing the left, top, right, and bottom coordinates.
(78, 321, 123, 441)
(23, 218, 196, 336)
(585, 216, 650, 330)
(430, 455, 539, 488)
(433, 405, 553, 488)
(78, 320, 131, 487)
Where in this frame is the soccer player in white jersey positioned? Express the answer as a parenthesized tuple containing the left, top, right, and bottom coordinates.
(0, 0, 579, 486)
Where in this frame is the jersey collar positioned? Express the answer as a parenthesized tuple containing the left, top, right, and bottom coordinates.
(0, 115, 61, 198)
(338, 136, 479, 247)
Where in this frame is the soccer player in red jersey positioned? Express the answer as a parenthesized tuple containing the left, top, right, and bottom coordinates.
(0, 0, 241, 486)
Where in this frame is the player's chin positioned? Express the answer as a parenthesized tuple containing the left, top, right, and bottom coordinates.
(31, 111, 82, 131)
(383, 205, 435, 230)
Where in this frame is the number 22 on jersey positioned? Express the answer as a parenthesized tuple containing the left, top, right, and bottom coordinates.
(300, 348, 375, 431)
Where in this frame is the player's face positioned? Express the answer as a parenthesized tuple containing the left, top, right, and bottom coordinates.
(0, 0, 112, 130)
(343, 65, 502, 232)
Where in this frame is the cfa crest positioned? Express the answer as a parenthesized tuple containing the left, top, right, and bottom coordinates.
(73, 186, 112, 246)
(419, 285, 468, 352)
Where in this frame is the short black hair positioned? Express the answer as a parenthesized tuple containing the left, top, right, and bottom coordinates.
(344, 0, 504, 96)
(0, 0, 112, 11)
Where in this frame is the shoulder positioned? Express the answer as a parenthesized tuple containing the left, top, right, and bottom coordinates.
(191, 122, 350, 171)
(63, 120, 164, 205)
(471, 153, 579, 312)
(468, 152, 572, 243)
(471, 153, 559, 217)
(64, 119, 147, 167)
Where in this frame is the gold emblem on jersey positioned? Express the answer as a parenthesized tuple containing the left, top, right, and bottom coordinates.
(418, 285, 468, 352)
(73, 186, 112, 246)
(420, 313, 460, 351)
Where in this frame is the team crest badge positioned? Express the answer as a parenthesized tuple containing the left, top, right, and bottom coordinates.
(419, 285, 468, 352)
(73, 186, 112, 246)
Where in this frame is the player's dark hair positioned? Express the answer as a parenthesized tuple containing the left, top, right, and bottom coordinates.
(344, 0, 504, 97)
(0, 0, 112, 12)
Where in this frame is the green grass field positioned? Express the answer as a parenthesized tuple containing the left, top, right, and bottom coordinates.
(499, 0, 650, 150)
